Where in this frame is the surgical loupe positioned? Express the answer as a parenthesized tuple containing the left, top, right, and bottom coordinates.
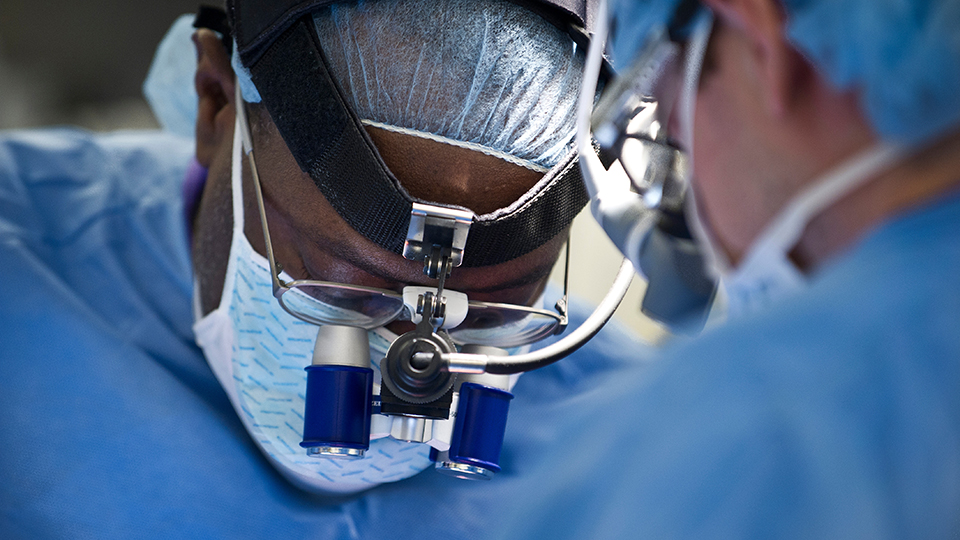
(573, 0, 717, 331)
(236, 82, 632, 479)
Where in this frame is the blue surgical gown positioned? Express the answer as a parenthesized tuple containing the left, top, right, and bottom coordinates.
(0, 128, 646, 539)
(493, 192, 960, 537)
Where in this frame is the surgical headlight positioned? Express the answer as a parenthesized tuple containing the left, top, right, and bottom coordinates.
(575, 0, 718, 332)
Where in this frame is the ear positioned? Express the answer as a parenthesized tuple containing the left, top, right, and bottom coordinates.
(193, 29, 236, 167)
(701, 0, 803, 117)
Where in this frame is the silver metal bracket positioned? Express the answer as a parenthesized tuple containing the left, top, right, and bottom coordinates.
(417, 291, 447, 329)
(403, 203, 474, 278)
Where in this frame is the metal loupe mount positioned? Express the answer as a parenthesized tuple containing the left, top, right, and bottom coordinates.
(380, 315, 457, 418)
(380, 203, 473, 418)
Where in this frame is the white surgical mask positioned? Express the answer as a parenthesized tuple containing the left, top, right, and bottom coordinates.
(192, 124, 433, 494)
(686, 143, 907, 318)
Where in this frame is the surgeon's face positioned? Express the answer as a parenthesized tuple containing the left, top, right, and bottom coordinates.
(254, 102, 561, 294)
(688, 1, 859, 266)
(688, 17, 786, 265)
(192, 99, 566, 324)
(190, 28, 567, 326)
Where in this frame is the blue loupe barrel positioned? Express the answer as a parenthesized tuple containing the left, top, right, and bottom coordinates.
(300, 326, 372, 459)
(446, 382, 514, 478)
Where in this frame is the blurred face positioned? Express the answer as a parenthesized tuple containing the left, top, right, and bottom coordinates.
(192, 102, 566, 328)
(688, 18, 787, 265)
(687, 6, 853, 266)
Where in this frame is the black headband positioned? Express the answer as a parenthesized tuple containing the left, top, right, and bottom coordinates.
(227, 0, 598, 267)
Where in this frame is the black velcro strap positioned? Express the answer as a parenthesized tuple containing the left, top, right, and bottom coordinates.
(251, 20, 414, 255)
(467, 149, 588, 266)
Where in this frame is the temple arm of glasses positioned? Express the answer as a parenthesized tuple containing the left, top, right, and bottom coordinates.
(443, 257, 634, 375)
(236, 82, 288, 298)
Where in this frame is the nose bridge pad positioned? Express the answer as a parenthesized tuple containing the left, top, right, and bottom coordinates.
(402, 286, 469, 329)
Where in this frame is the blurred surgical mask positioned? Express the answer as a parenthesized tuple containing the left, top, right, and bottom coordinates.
(143, 14, 198, 138)
(710, 144, 908, 318)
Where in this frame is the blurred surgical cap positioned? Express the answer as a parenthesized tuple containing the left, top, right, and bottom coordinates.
(607, 0, 960, 146)
(235, 0, 587, 169)
(143, 14, 199, 138)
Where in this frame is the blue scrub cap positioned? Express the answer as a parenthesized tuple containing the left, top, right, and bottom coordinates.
(607, 0, 960, 145)
(234, 0, 586, 169)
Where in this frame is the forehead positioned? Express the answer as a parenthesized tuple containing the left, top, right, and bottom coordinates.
(364, 126, 546, 215)
(251, 105, 546, 214)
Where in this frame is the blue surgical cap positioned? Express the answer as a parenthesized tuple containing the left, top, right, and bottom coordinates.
(234, 0, 586, 169)
(607, 0, 960, 145)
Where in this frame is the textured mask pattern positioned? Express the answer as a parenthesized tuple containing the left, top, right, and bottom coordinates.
(193, 125, 432, 494)
(228, 235, 432, 493)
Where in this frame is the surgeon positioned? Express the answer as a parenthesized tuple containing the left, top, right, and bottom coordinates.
(0, 0, 647, 537)
(192, 0, 596, 493)
(487, 0, 960, 537)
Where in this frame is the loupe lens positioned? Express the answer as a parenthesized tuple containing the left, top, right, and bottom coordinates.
(447, 304, 560, 348)
(280, 283, 561, 348)
(301, 365, 373, 459)
(280, 283, 405, 328)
